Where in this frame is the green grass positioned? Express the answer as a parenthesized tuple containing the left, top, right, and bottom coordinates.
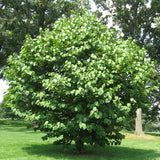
(0, 120, 160, 160)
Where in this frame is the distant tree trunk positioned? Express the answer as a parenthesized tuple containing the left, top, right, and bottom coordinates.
(135, 108, 144, 136)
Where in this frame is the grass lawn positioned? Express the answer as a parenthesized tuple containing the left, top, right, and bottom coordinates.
(0, 120, 160, 160)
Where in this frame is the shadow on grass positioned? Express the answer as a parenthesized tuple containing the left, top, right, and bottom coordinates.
(0, 125, 44, 135)
(23, 143, 160, 160)
(0, 119, 29, 126)
(146, 132, 160, 137)
(0, 125, 30, 132)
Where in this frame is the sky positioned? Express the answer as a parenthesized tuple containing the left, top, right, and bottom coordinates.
(0, 79, 8, 102)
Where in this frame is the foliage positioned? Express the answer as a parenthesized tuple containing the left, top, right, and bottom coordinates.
(0, 0, 91, 72)
(143, 113, 160, 132)
(155, 17, 160, 28)
(96, 0, 160, 123)
(0, 98, 17, 119)
(103, 0, 160, 63)
(144, 122, 160, 132)
(3, 12, 159, 152)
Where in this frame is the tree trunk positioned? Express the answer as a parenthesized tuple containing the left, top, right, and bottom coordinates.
(75, 139, 84, 153)
(135, 108, 144, 136)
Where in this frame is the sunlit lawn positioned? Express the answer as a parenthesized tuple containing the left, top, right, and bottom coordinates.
(0, 120, 160, 160)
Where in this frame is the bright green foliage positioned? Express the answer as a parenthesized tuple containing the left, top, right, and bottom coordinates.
(155, 17, 160, 28)
(3, 12, 159, 152)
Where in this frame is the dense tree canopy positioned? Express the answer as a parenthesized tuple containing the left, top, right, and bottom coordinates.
(3, 12, 159, 152)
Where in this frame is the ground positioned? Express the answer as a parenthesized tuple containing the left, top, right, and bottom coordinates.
(0, 119, 160, 160)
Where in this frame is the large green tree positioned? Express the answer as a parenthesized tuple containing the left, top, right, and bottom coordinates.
(3, 12, 158, 152)
(0, 0, 91, 71)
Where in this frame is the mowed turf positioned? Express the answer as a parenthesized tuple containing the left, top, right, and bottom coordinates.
(0, 120, 160, 160)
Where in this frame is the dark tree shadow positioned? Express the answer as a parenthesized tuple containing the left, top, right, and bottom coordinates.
(146, 132, 160, 137)
(0, 125, 43, 134)
(23, 143, 160, 160)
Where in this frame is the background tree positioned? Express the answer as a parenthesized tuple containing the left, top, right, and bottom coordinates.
(3, 12, 159, 152)
(135, 108, 144, 136)
(0, 98, 16, 119)
(0, 0, 91, 73)
(92, 0, 160, 63)
(103, 0, 160, 62)
(92, 0, 160, 129)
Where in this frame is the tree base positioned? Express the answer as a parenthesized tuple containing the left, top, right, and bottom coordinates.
(134, 131, 145, 136)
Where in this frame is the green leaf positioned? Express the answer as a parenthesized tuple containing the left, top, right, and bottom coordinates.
(104, 118, 111, 125)
(79, 122, 87, 130)
(98, 88, 104, 95)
